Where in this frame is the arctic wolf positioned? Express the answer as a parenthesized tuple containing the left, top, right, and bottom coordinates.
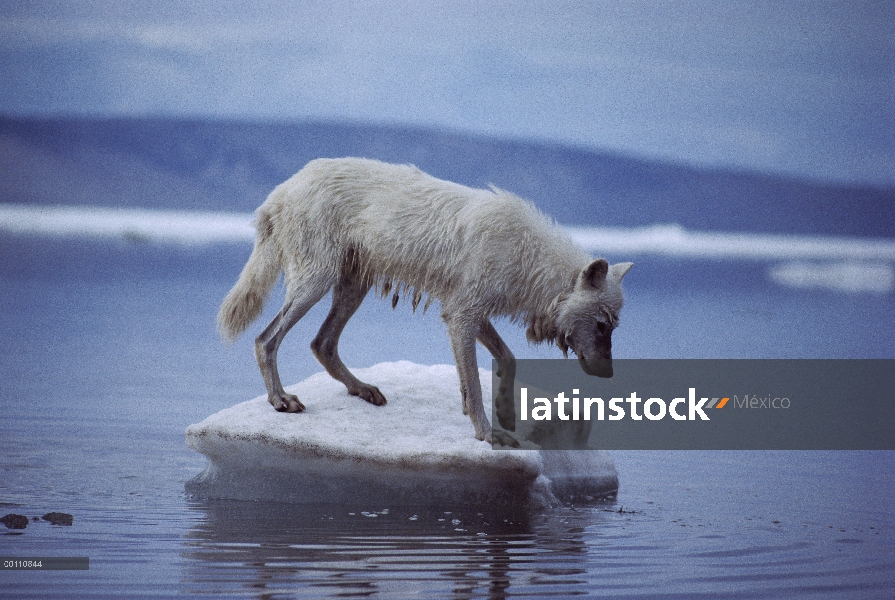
(219, 158, 632, 443)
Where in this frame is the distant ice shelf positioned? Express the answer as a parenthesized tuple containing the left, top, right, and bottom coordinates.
(6, 204, 892, 293)
(185, 361, 618, 507)
(566, 223, 895, 262)
(3, 204, 894, 262)
(0, 204, 255, 245)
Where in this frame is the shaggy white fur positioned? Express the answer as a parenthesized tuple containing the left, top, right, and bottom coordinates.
(218, 158, 632, 443)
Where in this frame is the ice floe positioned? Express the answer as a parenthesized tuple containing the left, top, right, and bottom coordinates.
(186, 361, 618, 507)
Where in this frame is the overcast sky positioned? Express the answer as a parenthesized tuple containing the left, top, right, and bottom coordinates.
(1, 1, 892, 186)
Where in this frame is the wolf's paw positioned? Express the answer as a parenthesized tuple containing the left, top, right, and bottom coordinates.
(270, 393, 306, 413)
(475, 428, 498, 444)
(492, 429, 521, 448)
(351, 384, 387, 406)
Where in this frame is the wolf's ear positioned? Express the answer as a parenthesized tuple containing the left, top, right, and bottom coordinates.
(582, 259, 609, 288)
(610, 262, 633, 282)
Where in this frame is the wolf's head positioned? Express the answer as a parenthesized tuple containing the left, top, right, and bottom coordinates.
(555, 259, 633, 378)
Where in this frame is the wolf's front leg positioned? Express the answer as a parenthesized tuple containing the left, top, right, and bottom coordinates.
(476, 320, 516, 432)
(446, 315, 492, 443)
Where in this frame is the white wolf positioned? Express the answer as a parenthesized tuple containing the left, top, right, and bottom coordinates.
(219, 158, 632, 443)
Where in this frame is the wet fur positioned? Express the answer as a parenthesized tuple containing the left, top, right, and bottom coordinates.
(218, 158, 631, 443)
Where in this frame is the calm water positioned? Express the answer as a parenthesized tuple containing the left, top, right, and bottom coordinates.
(1, 238, 893, 598)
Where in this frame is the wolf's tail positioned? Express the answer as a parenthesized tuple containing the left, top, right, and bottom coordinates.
(218, 209, 281, 342)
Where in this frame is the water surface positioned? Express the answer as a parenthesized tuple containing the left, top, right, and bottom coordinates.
(1, 237, 892, 598)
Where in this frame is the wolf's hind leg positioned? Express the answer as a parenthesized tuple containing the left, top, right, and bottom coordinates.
(310, 273, 386, 406)
(477, 320, 516, 432)
(255, 275, 331, 412)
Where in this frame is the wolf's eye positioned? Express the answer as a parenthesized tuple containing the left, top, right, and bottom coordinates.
(597, 322, 608, 334)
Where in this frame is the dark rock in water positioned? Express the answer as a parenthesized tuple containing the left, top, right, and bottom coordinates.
(1, 514, 29, 529)
(42, 512, 73, 526)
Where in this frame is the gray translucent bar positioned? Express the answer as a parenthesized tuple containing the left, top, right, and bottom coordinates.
(491, 359, 895, 450)
(1, 557, 89, 570)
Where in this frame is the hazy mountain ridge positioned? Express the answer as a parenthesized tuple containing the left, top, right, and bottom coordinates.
(1, 116, 892, 237)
